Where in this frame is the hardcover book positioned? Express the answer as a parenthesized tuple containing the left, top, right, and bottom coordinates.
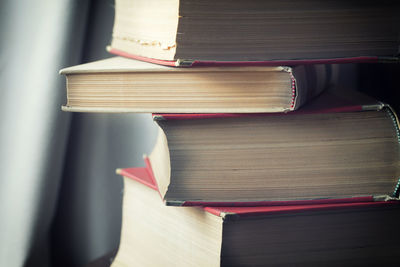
(144, 90, 400, 205)
(60, 57, 330, 113)
(111, 168, 400, 266)
(109, 0, 400, 66)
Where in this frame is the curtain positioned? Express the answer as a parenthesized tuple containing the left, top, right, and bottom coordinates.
(0, 0, 158, 266)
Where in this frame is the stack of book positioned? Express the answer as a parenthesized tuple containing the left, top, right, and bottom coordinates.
(61, 0, 400, 266)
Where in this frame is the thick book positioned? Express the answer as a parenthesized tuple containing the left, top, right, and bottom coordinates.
(109, 0, 400, 66)
(60, 57, 329, 113)
(118, 159, 390, 207)
(145, 90, 400, 205)
(111, 170, 400, 266)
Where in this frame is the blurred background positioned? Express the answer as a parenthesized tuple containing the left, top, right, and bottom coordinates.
(0, 0, 398, 266)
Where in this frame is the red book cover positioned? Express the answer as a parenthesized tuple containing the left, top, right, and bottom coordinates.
(108, 47, 399, 68)
(117, 160, 399, 214)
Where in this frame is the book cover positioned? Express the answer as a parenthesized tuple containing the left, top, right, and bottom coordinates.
(108, 47, 398, 67)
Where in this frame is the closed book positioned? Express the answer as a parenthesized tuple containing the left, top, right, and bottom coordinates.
(112, 168, 400, 266)
(109, 0, 400, 66)
(145, 90, 400, 205)
(60, 57, 329, 113)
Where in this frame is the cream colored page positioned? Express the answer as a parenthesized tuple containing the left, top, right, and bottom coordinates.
(148, 127, 171, 198)
(111, 0, 180, 60)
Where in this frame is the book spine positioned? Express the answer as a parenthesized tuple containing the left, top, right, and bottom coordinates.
(385, 106, 400, 143)
(385, 106, 400, 198)
(290, 65, 334, 110)
(290, 72, 296, 110)
(279, 67, 296, 111)
(393, 179, 400, 198)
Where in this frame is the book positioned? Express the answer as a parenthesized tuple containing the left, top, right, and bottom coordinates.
(60, 57, 330, 113)
(111, 169, 400, 266)
(108, 0, 400, 66)
(145, 90, 400, 205)
(118, 158, 391, 207)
